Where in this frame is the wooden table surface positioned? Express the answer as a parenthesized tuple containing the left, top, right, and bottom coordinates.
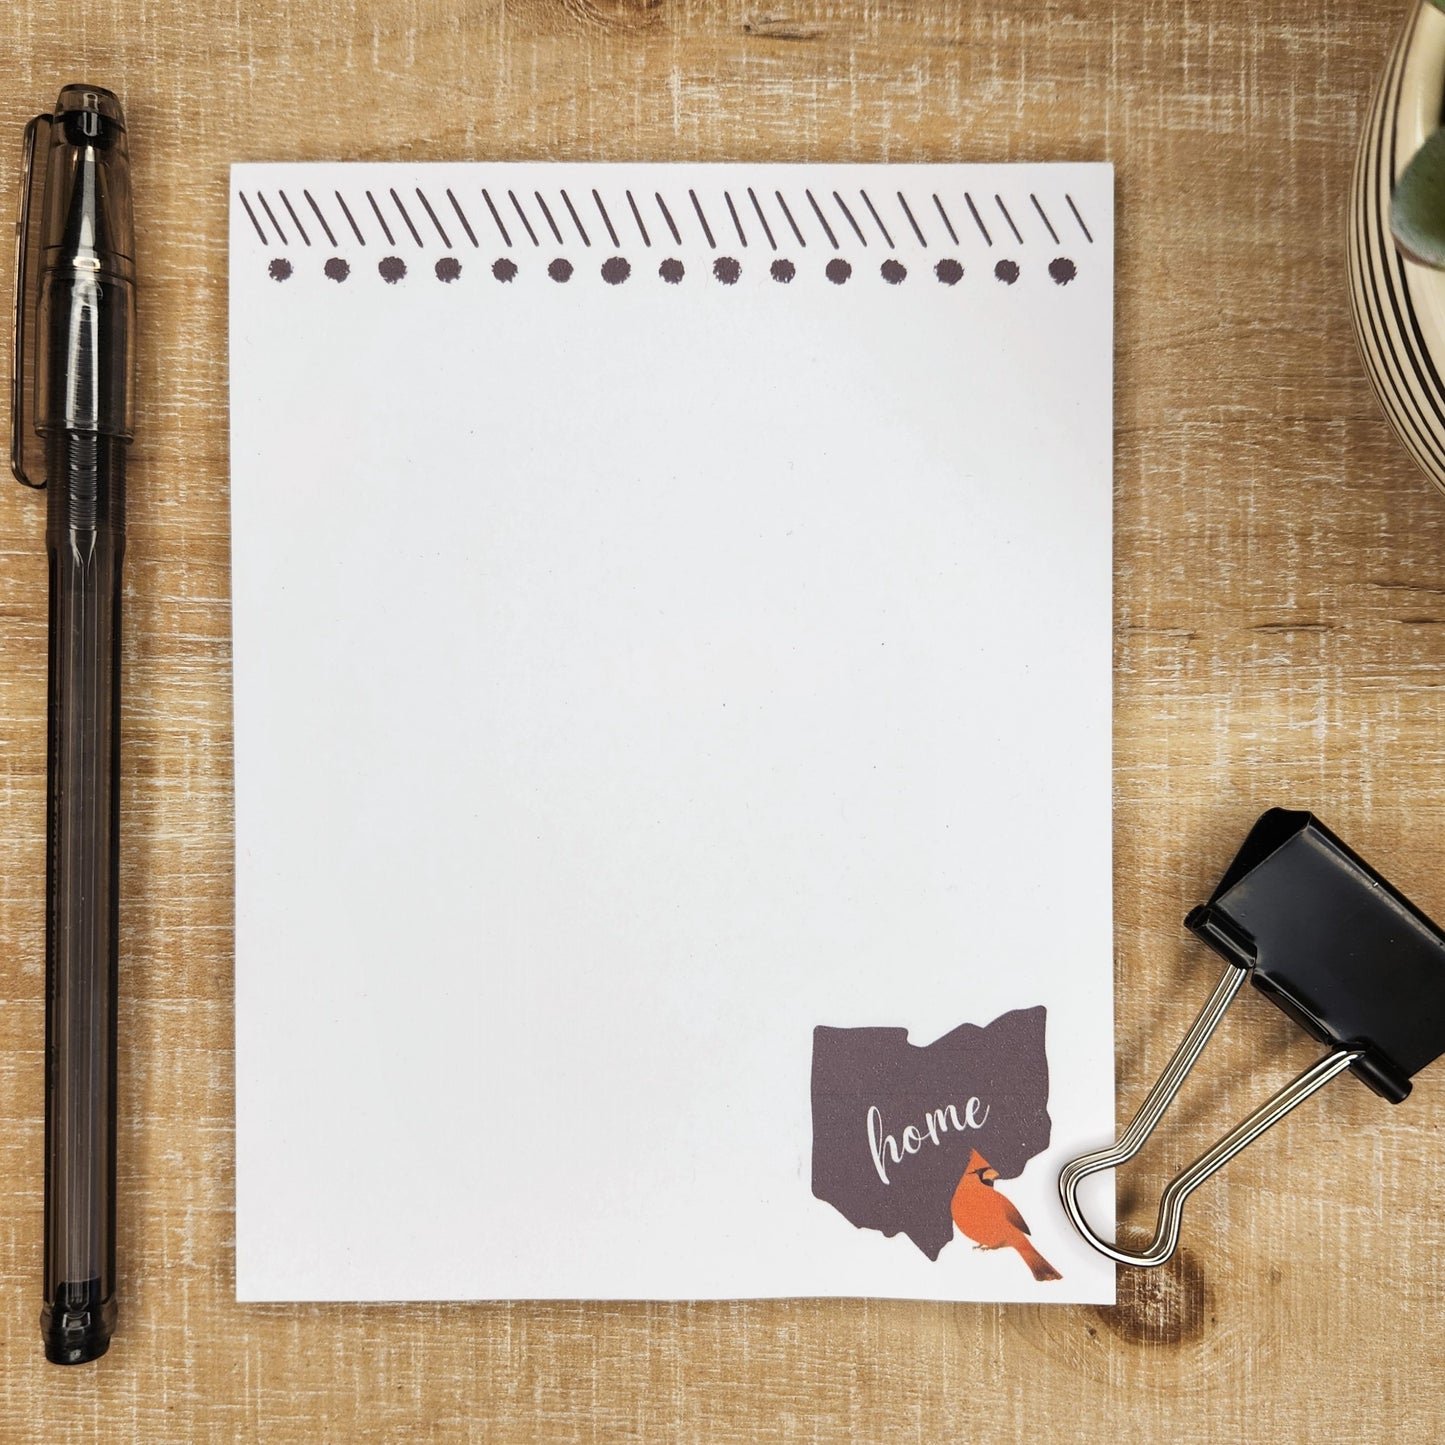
(2, 0, 1443, 1439)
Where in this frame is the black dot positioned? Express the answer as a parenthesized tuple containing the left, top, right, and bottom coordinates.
(994, 259, 1020, 285)
(548, 258, 573, 283)
(826, 258, 852, 285)
(493, 257, 518, 282)
(323, 257, 350, 283)
(601, 256, 631, 285)
(770, 258, 796, 284)
(268, 258, 293, 282)
(1049, 256, 1077, 285)
(713, 256, 741, 285)
(435, 256, 462, 283)
(935, 258, 963, 286)
(880, 259, 907, 285)
(378, 255, 407, 284)
(659, 258, 685, 284)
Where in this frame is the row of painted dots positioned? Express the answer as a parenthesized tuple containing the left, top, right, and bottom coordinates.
(267, 255, 1080, 286)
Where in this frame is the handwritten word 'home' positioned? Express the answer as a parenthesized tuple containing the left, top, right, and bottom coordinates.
(867, 1100, 991, 1185)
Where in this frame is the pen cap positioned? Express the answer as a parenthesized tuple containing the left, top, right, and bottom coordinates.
(34, 86, 134, 440)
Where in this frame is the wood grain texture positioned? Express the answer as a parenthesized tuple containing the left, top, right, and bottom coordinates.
(2, 0, 1443, 1439)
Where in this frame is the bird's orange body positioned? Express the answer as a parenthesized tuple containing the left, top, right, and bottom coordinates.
(950, 1149, 1061, 1282)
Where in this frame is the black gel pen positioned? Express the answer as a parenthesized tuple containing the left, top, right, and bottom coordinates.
(11, 85, 135, 1364)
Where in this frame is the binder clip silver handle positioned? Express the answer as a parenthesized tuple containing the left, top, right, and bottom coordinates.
(1059, 965, 1362, 1267)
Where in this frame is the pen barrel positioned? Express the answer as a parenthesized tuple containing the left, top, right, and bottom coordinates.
(41, 431, 125, 1366)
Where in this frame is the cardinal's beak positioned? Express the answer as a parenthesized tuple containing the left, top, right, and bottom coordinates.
(981, 1167, 1000, 1183)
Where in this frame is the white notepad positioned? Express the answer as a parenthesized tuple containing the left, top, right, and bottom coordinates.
(229, 162, 1116, 1304)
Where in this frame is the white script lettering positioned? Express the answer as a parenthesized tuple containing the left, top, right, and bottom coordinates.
(867, 1099, 991, 1184)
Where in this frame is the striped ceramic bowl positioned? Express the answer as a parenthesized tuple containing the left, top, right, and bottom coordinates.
(1350, 0, 1445, 493)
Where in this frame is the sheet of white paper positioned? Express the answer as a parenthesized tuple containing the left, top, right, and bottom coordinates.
(229, 162, 1116, 1304)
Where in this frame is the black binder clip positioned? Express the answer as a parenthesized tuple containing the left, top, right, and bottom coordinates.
(1060, 808, 1445, 1267)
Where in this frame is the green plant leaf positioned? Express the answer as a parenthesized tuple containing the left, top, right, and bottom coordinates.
(1392, 128, 1445, 268)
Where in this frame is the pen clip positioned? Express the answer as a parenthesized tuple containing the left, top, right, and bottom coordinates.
(10, 113, 51, 490)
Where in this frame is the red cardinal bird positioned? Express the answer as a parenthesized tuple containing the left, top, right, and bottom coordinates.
(950, 1149, 1062, 1282)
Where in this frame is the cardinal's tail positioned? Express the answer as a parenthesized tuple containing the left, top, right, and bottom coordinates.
(1015, 1239, 1062, 1282)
